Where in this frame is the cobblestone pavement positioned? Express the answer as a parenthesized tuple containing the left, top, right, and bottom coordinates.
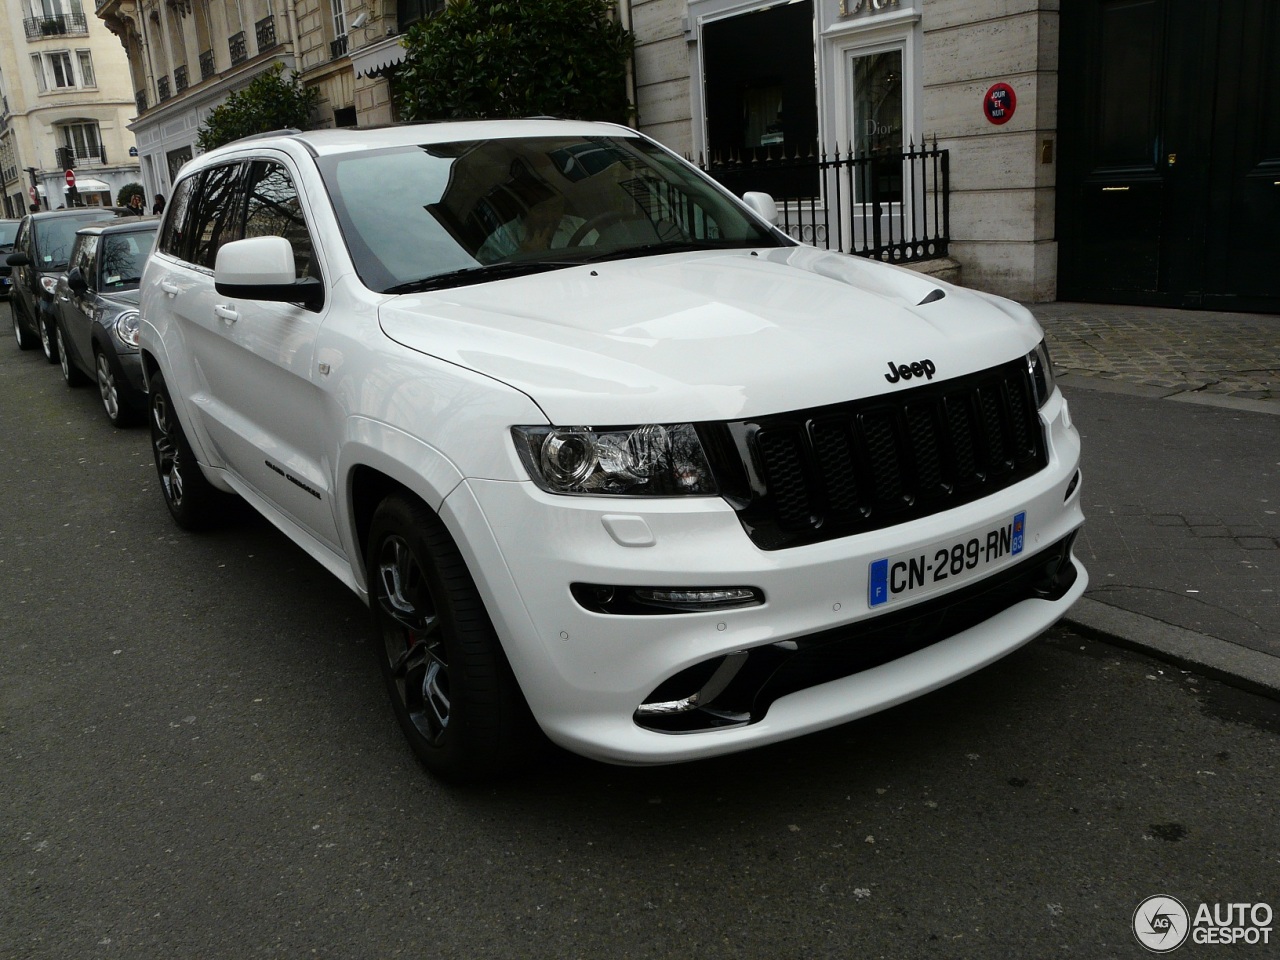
(1029, 301, 1278, 401)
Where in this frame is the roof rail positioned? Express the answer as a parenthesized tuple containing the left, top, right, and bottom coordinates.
(231, 127, 303, 144)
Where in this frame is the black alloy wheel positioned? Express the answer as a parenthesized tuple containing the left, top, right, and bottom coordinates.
(96, 349, 138, 427)
(57, 325, 87, 386)
(367, 494, 536, 781)
(148, 368, 223, 528)
(12, 300, 35, 350)
(39, 314, 59, 364)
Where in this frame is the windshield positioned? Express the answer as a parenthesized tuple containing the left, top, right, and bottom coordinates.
(38, 212, 122, 271)
(319, 135, 785, 293)
(0, 221, 18, 249)
(99, 228, 158, 290)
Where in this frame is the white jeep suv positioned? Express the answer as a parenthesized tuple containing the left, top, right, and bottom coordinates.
(139, 119, 1086, 780)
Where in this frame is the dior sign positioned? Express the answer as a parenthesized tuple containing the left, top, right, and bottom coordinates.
(839, 0, 901, 16)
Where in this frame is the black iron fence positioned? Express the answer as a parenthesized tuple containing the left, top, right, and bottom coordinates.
(702, 140, 950, 265)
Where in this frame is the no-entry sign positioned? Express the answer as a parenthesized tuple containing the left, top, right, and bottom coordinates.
(65, 169, 76, 188)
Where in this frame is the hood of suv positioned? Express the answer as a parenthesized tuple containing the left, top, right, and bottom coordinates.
(378, 246, 1043, 424)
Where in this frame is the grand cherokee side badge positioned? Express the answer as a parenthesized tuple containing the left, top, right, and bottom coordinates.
(884, 358, 937, 383)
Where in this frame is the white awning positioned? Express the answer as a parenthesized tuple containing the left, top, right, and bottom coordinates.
(68, 178, 110, 193)
(351, 35, 408, 78)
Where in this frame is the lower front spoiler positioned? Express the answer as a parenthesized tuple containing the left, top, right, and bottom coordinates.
(637, 532, 1081, 733)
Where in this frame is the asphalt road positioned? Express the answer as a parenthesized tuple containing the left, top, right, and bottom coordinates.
(2, 338, 1278, 959)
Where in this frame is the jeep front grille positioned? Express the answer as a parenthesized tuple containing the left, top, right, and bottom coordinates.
(701, 357, 1048, 550)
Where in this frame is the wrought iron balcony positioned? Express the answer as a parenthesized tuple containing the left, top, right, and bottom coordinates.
(256, 15, 277, 53)
(24, 13, 89, 40)
(199, 49, 215, 81)
(229, 31, 247, 65)
(157, 76, 171, 102)
(135, 90, 147, 115)
(331, 34, 349, 59)
(69, 146, 109, 166)
(174, 64, 189, 93)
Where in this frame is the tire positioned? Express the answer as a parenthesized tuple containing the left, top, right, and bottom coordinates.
(367, 494, 536, 782)
(57, 325, 88, 386)
(148, 368, 224, 529)
(39, 313, 59, 365)
(96, 349, 140, 427)
(12, 300, 35, 351)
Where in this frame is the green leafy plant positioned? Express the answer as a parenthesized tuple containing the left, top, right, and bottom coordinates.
(394, 0, 633, 124)
(116, 182, 145, 208)
(196, 63, 319, 151)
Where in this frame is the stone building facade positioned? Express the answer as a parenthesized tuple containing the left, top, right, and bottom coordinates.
(0, 0, 141, 216)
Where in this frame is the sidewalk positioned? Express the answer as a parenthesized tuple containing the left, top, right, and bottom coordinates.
(1029, 302, 1280, 699)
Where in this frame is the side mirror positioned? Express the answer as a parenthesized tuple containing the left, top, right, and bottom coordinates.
(7, 251, 30, 267)
(742, 191, 778, 226)
(68, 266, 88, 294)
(214, 235, 323, 310)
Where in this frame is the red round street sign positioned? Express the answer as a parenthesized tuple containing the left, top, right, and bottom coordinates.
(65, 169, 76, 187)
(984, 82, 1017, 125)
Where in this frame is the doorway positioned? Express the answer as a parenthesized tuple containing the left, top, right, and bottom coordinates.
(1057, 0, 1279, 312)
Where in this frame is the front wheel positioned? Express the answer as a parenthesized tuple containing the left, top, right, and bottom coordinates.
(96, 349, 140, 427)
(148, 368, 224, 529)
(39, 314, 59, 365)
(12, 300, 35, 351)
(57, 325, 88, 386)
(367, 494, 536, 781)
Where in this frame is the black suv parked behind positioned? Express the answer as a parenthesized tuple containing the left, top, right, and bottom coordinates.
(0, 219, 20, 302)
(7, 207, 132, 361)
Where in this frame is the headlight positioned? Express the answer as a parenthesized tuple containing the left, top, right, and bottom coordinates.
(1027, 339, 1055, 407)
(114, 310, 141, 348)
(512, 423, 717, 496)
(40, 276, 59, 295)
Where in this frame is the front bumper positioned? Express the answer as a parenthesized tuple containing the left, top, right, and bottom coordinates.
(444, 392, 1086, 765)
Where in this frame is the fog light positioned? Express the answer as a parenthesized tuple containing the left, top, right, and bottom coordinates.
(570, 583, 764, 615)
(633, 587, 757, 607)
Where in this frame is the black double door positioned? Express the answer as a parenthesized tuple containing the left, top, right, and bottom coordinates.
(1057, 0, 1280, 312)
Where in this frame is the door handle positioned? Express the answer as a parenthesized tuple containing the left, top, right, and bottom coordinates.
(213, 304, 238, 323)
(160, 279, 180, 296)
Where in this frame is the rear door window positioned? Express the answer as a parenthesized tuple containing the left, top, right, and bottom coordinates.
(187, 163, 247, 270)
(158, 174, 200, 262)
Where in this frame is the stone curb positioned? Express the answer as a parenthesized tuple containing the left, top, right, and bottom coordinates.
(1056, 372, 1279, 416)
(1065, 598, 1280, 703)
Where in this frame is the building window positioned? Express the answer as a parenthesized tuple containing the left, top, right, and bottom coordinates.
(698, 0, 820, 197)
(58, 120, 102, 164)
(76, 50, 95, 87)
(701, 1, 818, 159)
(22, 0, 89, 40)
(398, 0, 446, 29)
(332, 0, 347, 39)
(851, 49, 903, 156)
(30, 55, 45, 93)
(31, 49, 92, 91)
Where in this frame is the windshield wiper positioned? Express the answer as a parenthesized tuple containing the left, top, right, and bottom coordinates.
(384, 258, 585, 295)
